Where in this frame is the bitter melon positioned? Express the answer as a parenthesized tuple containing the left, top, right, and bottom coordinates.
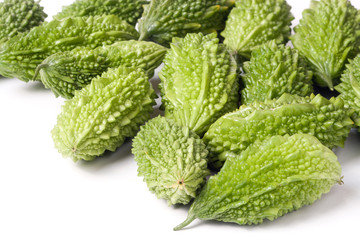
(132, 116, 210, 206)
(35, 40, 167, 99)
(203, 93, 353, 170)
(54, 0, 148, 26)
(174, 134, 342, 230)
(221, 0, 294, 58)
(0, 15, 139, 82)
(241, 41, 313, 105)
(138, 0, 234, 46)
(52, 66, 156, 162)
(291, 0, 360, 89)
(159, 32, 239, 136)
(0, 0, 47, 43)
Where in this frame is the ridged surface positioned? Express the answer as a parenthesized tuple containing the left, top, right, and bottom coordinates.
(221, 0, 293, 58)
(159, 32, 239, 136)
(204, 93, 354, 170)
(241, 41, 313, 105)
(52, 67, 156, 162)
(132, 116, 210, 206)
(37, 40, 167, 99)
(291, 0, 360, 89)
(175, 134, 342, 230)
(0, 15, 139, 82)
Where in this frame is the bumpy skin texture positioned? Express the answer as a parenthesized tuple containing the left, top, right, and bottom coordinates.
(132, 116, 210, 205)
(52, 67, 156, 162)
(203, 93, 353, 170)
(36, 40, 167, 99)
(0, 15, 139, 82)
(138, 0, 234, 46)
(159, 32, 239, 136)
(291, 0, 360, 89)
(54, 0, 148, 26)
(221, 0, 293, 58)
(335, 54, 360, 128)
(241, 41, 313, 105)
(174, 134, 342, 230)
(0, 0, 47, 42)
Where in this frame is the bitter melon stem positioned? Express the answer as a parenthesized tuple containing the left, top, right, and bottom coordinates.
(173, 214, 196, 231)
(33, 63, 49, 81)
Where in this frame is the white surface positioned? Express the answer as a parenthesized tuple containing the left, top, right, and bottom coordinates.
(1, 0, 360, 239)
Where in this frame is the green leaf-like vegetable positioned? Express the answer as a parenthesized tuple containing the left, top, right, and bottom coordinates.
(138, 0, 234, 46)
(241, 41, 313, 105)
(159, 32, 239, 136)
(132, 116, 210, 206)
(52, 66, 156, 162)
(203, 93, 353, 170)
(0, 15, 139, 82)
(35, 40, 167, 99)
(221, 0, 294, 58)
(174, 134, 342, 230)
(0, 0, 47, 43)
(54, 0, 148, 26)
(291, 0, 360, 89)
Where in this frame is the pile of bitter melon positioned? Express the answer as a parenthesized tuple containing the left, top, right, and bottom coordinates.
(1, 0, 360, 231)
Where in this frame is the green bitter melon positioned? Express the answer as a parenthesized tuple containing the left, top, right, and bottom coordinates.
(0, 15, 139, 82)
(132, 116, 210, 206)
(221, 0, 294, 58)
(159, 32, 239, 136)
(35, 40, 167, 99)
(174, 134, 342, 230)
(241, 41, 313, 105)
(52, 66, 156, 162)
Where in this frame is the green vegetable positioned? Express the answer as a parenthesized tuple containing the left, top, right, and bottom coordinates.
(174, 134, 342, 230)
(0, 15, 139, 82)
(138, 0, 234, 46)
(35, 40, 167, 99)
(0, 0, 47, 43)
(52, 66, 156, 162)
(203, 93, 353, 170)
(132, 116, 210, 205)
(241, 41, 313, 105)
(54, 0, 148, 26)
(291, 0, 360, 89)
(221, 0, 293, 58)
(159, 32, 239, 136)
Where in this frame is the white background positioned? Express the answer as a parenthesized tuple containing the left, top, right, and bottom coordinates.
(1, 0, 360, 239)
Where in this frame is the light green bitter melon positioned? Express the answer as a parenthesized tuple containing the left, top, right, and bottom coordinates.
(54, 0, 148, 26)
(52, 66, 156, 162)
(0, 15, 139, 82)
(203, 93, 353, 170)
(174, 134, 342, 230)
(0, 0, 47, 43)
(241, 41, 313, 105)
(291, 0, 360, 89)
(159, 32, 239, 136)
(35, 40, 167, 99)
(132, 116, 210, 206)
(138, 0, 234, 46)
(221, 0, 294, 58)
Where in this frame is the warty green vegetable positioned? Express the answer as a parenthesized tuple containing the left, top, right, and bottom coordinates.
(54, 0, 148, 26)
(138, 0, 235, 46)
(0, 0, 47, 43)
(241, 41, 313, 105)
(291, 0, 360, 89)
(52, 66, 156, 162)
(203, 93, 353, 170)
(0, 15, 139, 82)
(159, 32, 239, 136)
(132, 116, 210, 206)
(221, 0, 294, 58)
(174, 134, 342, 230)
(35, 40, 167, 99)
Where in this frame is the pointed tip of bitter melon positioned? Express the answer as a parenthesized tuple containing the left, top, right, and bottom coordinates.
(173, 213, 197, 231)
